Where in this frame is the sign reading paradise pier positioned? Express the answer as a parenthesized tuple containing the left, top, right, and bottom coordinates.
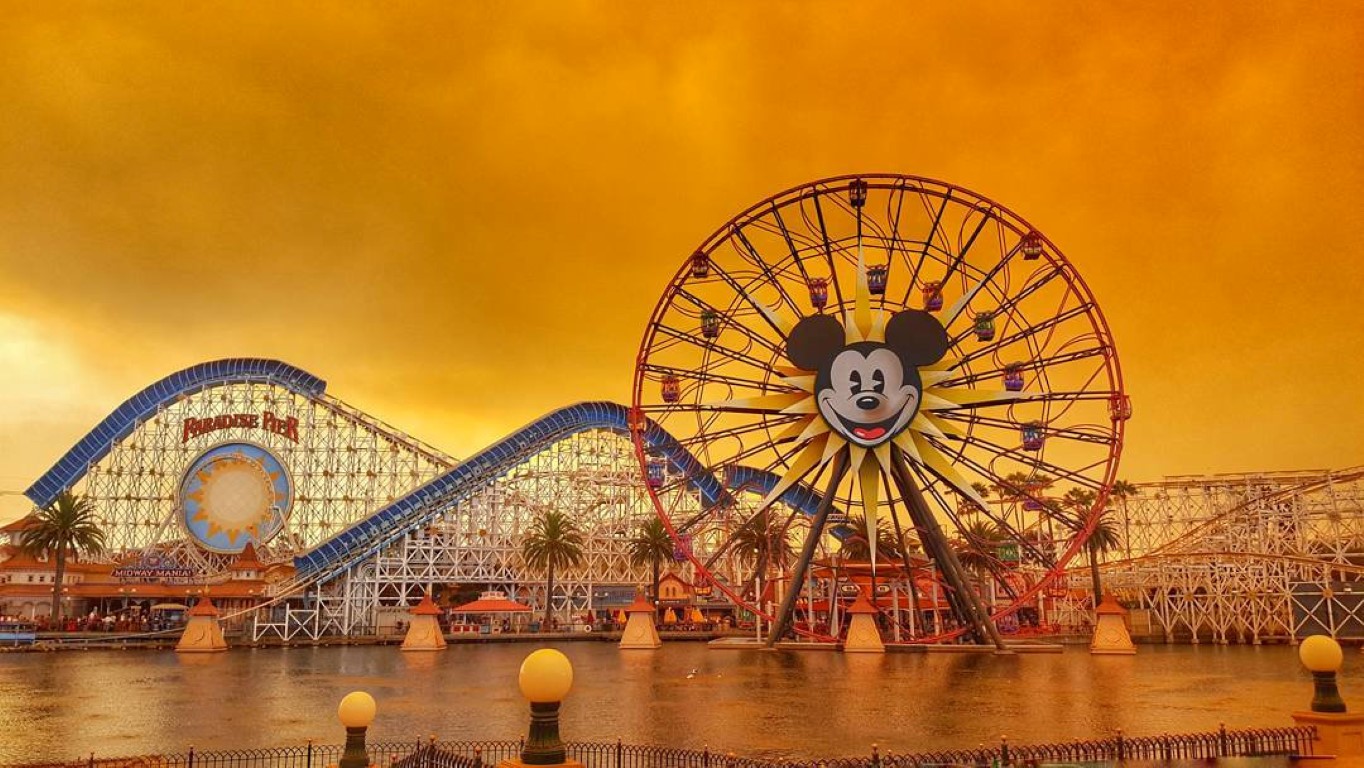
(182, 412, 300, 443)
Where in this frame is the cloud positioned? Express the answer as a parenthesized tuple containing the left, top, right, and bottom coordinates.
(0, 0, 1362, 510)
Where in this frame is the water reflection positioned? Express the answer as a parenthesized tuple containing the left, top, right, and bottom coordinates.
(0, 644, 1332, 763)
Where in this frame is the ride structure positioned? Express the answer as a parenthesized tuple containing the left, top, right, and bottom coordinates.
(17, 362, 681, 638)
(1068, 468, 1364, 644)
(632, 174, 1129, 646)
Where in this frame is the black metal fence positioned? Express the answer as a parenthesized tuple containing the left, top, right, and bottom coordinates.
(10, 725, 1317, 768)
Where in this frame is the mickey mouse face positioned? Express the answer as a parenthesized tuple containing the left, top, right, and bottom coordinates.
(786, 311, 950, 448)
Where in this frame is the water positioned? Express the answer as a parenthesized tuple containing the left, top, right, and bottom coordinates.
(0, 643, 1341, 764)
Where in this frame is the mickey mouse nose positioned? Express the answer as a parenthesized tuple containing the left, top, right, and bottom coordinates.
(856, 395, 879, 411)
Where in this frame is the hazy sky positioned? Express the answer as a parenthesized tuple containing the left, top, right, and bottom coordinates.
(2, 2, 1362, 522)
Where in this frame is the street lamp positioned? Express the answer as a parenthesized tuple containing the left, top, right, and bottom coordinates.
(1299, 635, 1347, 713)
(517, 649, 574, 765)
(337, 691, 377, 768)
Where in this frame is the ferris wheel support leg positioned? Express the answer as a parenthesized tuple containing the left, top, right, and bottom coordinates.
(887, 506, 921, 638)
(765, 450, 851, 648)
(889, 450, 1008, 651)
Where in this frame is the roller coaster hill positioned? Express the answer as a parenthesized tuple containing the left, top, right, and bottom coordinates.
(5, 357, 1363, 645)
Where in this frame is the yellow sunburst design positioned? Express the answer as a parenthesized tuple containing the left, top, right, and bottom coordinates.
(185, 454, 282, 548)
(707, 239, 1034, 570)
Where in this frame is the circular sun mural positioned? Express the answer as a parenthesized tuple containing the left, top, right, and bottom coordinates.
(179, 442, 291, 554)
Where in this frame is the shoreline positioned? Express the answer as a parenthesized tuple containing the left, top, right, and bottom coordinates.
(0, 628, 1304, 653)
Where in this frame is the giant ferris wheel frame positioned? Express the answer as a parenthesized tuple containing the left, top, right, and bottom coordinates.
(631, 173, 1130, 645)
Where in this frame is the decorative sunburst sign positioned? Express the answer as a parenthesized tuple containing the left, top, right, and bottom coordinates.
(179, 442, 291, 554)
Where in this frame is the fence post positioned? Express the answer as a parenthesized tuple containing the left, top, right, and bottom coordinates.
(307, 739, 314, 768)
(87, 752, 94, 768)
(616, 739, 623, 768)
(1219, 723, 1228, 756)
(1115, 729, 1124, 762)
(188, 745, 195, 768)
(999, 735, 1008, 766)
(703, 745, 711, 768)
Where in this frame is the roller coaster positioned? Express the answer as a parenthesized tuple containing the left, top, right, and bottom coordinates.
(1082, 468, 1364, 643)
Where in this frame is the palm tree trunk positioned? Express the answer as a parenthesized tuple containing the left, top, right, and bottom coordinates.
(1088, 544, 1103, 607)
(651, 556, 660, 603)
(545, 562, 555, 631)
(51, 547, 66, 621)
(1120, 498, 1132, 560)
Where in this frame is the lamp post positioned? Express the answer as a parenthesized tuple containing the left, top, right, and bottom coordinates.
(1300, 635, 1347, 713)
(337, 691, 377, 768)
(517, 649, 574, 765)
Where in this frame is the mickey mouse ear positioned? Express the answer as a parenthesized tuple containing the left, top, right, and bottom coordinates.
(787, 315, 845, 371)
(885, 310, 950, 366)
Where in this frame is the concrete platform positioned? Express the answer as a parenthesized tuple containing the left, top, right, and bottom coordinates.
(887, 641, 1064, 654)
(708, 637, 1063, 653)
(705, 637, 839, 652)
(707, 637, 765, 650)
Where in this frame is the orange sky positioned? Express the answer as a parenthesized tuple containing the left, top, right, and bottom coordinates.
(1, 2, 1362, 523)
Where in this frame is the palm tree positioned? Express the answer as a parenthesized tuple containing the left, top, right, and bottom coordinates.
(1084, 511, 1122, 604)
(629, 517, 674, 601)
(1064, 488, 1120, 604)
(838, 513, 901, 562)
(995, 472, 1033, 503)
(953, 518, 1004, 579)
(996, 473, 1053, 508)
(732, 510, 792, 597)
(21, 491, 106, 621)
(960, 482, 991, 516)
(521, 510, 584, 629)
(1109, 480, 1140, 559)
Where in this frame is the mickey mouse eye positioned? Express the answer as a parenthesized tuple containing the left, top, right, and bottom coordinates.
(872, 370, 885, 394)
(849, 371, 863, 392)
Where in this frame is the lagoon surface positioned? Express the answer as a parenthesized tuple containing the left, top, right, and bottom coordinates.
(0, 642, 1344, 763)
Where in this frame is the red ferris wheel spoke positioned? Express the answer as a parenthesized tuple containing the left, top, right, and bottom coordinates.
(668, 415, 805, 451)
(936, 430, 1108, 495)
(729, 226, 806, 319)
(936, 412, 1114, 447)
(948, 304, 1095, 370)
(898, 189, 954, 309)
(651, 322, 782, 376)
(936, 346, 1108, 389)
(639, 363, 798, 398)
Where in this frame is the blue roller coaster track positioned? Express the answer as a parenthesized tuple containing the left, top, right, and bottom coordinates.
(293, 401, 841, 587)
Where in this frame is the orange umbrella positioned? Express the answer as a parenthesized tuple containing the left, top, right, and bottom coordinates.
(689, 607, 705, 623)
(615, 610, 627, 623)
(663, 608, 677, 624)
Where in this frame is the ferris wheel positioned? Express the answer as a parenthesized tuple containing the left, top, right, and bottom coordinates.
(631, 174, 1130, 645)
